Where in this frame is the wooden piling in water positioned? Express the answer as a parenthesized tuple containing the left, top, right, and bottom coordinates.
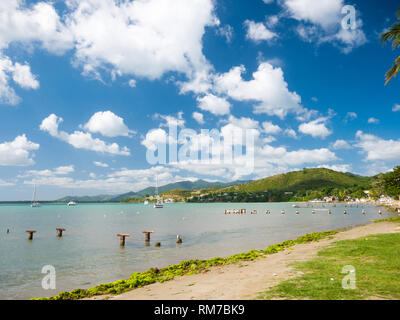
(26, 230, 36, 240)
(176, 235, 183, 244)
(56, 228, 66, 237)
(117, 234, 130, 246)
(142, 231, 154, 242)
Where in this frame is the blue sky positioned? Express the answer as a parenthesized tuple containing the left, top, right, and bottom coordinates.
(0, 0, 399, 200)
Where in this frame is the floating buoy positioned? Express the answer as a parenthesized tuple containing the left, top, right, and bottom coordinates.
(56, 228, 66, 237)
(312, 210, 316, 215)
(362, 210, 366, 215)
(26, 230, 36, 240)
(344, 210, 347, 215)
(379, 210, 382, 215)
(281, 210, 285, 215)
(296, 210, 300, 215)
(117, 234, 130, 246)
(328, 210, 332, 215)
(176, 235, 183, 244)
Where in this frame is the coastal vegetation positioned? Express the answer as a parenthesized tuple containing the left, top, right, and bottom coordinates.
(382, 166, 400, 199)
(34, 231, 338, 300)
(259, 219, 400, 300)
(186, 168, 376, 203)
(118, 167, 400, 204)
(51, 167, 400, 204)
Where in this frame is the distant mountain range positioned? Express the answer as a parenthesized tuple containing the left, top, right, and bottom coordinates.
(57, 179, 249, 202)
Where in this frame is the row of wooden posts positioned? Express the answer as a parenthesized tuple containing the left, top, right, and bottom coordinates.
(23, 229, 183, 247)
(224, 209, 383, 215)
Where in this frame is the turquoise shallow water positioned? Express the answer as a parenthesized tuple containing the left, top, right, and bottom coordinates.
(0, 202, 394, 299)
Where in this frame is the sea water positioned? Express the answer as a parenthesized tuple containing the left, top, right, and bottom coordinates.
(0, 202, 394, 299)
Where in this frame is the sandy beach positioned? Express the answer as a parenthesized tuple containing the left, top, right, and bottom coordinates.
(86, 220, 400, 300)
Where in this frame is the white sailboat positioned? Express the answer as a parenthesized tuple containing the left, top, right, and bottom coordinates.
(154, 175, 164, 209)
(67, 189, 77, 206)
(31, 184, 40, 208)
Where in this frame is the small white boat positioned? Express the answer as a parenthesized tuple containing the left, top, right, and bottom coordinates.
(67, 201, 77, 207)
(154, 202, 164, 209)
(144, 200, 149, 205)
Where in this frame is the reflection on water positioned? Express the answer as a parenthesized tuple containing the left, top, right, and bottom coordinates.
(0, 202, 394, 299)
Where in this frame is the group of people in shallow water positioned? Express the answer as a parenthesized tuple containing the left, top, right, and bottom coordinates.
(224, 209, 272, 215)
(224, 209, 247, 215)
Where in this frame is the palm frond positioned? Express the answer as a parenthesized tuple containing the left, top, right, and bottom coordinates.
(382, 8, 400, 84)
(385, 56, 400, 85)
(380, 23, 400, 45)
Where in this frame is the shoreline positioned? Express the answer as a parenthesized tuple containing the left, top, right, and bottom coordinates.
(34, 216, 400, 301)
(109, 217, 400, 301)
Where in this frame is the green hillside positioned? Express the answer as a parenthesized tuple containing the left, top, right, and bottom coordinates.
(57, 195, 117, 202)
(220, 168, 373, 194)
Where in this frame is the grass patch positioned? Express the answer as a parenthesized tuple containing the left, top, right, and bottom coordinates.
(258, 233, 400, 300)
(374, 216, 400, 223)
(33, 231, 337, 300)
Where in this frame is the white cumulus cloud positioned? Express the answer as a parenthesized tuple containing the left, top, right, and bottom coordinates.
(244, 20, 277, 42)
(65, 0, 216, 82)
(197, 94, 232, 116)
(94, 161, 109, 168)
(262, 121, 282, 134)
(84, 111, 134, 138)
(0, 55, 39, 105)
(282, 0, 367, 52)
(40, 114, 130, 156)
(214, 62, 303, 118)
(298, 117, 332, 139)
(192, 112, 205, 125)
(0, 134, 39, 166)
(332, 139, 351, 150)
(356, 131, 400, 162)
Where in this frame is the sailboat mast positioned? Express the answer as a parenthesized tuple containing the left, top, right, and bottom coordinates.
(32, 184, 36, 203)
(155, 175, 159, 197)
